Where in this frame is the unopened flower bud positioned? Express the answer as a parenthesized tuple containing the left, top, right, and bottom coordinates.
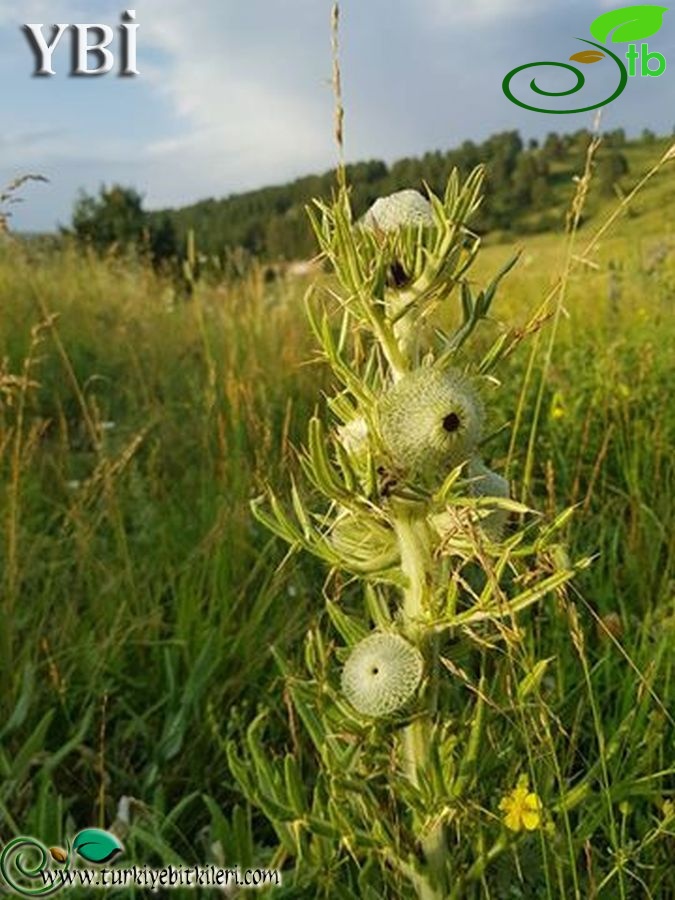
(431, 458, 510, 544)
(468, 458, 510, 540)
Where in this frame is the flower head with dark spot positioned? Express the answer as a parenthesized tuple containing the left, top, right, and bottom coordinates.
(341, 632, 423, 717)
(377, 367, 483, 482)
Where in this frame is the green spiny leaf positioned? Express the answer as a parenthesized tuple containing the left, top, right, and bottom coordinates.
(326, 600, 370, 645)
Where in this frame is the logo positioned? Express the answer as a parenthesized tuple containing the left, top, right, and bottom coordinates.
(0, 829, 123, 896)
(23, 9, 139, 76)
(503, 4, 668, 113)
(0, 833, 280, 894)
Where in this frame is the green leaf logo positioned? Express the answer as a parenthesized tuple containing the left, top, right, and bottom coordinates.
(590, 5, 668, 43)
(72, 829, 123, 864)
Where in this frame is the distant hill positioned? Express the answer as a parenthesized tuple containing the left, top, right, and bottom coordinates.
(143, 127, 671, 264)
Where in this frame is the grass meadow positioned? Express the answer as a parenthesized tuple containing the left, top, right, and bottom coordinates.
(0, 139, 673, 897)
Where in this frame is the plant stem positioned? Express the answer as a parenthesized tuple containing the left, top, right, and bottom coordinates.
(448, 836, 509, 899)
(394, 507, 433, 639)
(393, 503, 446, 898)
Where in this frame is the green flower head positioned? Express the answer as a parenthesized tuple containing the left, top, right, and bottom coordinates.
(377, 367, 484, 481)
(341, 632, 424, 717)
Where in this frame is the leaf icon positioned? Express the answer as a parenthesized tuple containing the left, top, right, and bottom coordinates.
(589, 5, 668, 43)
(72, 829, 123, 864)
(569, 50, 606, 63)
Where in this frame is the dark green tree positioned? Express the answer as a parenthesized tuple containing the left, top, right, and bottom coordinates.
(71, 184, 146, 252)
(597, 151, 629, 196)
(542, 132, 564, 160)
(603, 128, 626, 148)
(148, 214, 179, 266)
(70, 185, 182, 267)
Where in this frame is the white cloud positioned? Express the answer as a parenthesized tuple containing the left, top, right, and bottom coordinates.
(0, 1, 91, 26)
(128, 0, 336, 207)
(421, 0, 538, 24)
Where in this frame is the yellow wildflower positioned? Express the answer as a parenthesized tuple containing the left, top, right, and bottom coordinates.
(550, 390, 566, 421)
(499, 781, 542, 832)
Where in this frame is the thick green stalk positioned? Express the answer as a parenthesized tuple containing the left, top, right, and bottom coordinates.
(394, 507, 433, 639)
(392, 504, 447, 898)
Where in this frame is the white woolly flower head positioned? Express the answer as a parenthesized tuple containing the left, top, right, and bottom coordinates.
(377, 367, 484, 481)
(361, 190, 434, 233)
(341, 632, 424, 717)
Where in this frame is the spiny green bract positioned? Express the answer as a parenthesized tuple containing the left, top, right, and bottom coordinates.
(329, 507, 397, 570)
(377, 367, 484, 482)
(341, 631, 424, 717)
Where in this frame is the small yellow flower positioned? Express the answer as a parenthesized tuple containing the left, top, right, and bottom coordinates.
(499, 781, 542, 832)
(550, 390, 566, 421)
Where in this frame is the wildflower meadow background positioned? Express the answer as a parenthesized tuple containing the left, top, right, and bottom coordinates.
(1, 4, 674, 899)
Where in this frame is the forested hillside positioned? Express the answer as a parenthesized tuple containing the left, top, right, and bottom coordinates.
(146, 128, 634, 257)
(69, 127, 667, 265)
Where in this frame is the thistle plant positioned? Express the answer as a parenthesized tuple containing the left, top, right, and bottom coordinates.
(228, 171, 587, 898)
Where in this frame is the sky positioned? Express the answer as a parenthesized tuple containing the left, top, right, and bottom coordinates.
(0, 0, 673, 231)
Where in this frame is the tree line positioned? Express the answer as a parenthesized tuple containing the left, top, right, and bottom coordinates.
(67, 127, 640, 269)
